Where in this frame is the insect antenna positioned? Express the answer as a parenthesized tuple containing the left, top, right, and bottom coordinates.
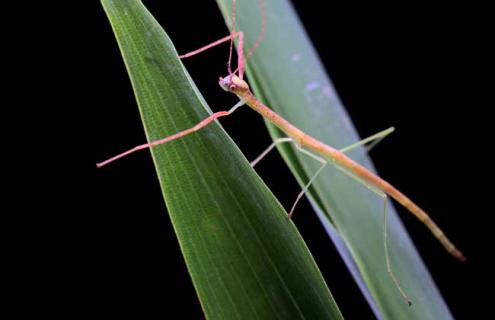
(228, 0, 267, 80)
(227, 0, 237, 76)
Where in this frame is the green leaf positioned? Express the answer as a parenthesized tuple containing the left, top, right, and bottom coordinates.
(215, 0, 453, 319)
(100, 0, 343, 319)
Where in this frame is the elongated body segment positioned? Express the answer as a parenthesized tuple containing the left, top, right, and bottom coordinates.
(220, 74, 465, 261)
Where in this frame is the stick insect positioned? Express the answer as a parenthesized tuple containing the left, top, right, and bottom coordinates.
(97, 0, 465, 306)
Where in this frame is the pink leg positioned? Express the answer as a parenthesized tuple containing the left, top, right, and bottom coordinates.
(179, 33, 240, 59)
(96, 101, 245, 168)
(180, 0, 265, 79)
(179, 32, 245, 80)
(236, 32, 245, 79)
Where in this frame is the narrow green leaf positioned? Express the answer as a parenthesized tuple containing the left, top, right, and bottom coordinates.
(215, 0, 453, 318)
(100, 0, 343, 318)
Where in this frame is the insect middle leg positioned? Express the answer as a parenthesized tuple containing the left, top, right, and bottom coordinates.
(251, 127, 396, 215)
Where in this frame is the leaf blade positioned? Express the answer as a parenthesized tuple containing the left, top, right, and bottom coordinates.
(100, 0, 343, 318)
(215, 0, 453, 318)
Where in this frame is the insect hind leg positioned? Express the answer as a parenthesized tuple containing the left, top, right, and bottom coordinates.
(339, 127, 395, 154)
(334, 136, 413, 306)
(382, 196, 413, 306)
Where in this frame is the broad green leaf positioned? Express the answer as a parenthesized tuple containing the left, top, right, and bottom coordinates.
(215, 0, 453, 319)
(100, 0, 343, 319)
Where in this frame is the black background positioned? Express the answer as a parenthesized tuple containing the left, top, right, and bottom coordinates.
(95, 1, 489, 318)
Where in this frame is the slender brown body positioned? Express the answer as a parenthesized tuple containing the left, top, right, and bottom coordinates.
(220, 74, 465, 261)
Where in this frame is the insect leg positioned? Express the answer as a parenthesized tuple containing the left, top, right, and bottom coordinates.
(251, 128, 395, 215)
(339, 127, 395, 154)
(178, 32, 243, 59)
(295, 135, 413, 305)
(96, 100, 245, 168)
(288, 146, 327, 218)
(382, 196, 413, 306)
(250, 137, 293, 167)
(332, 143, 413, 305)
